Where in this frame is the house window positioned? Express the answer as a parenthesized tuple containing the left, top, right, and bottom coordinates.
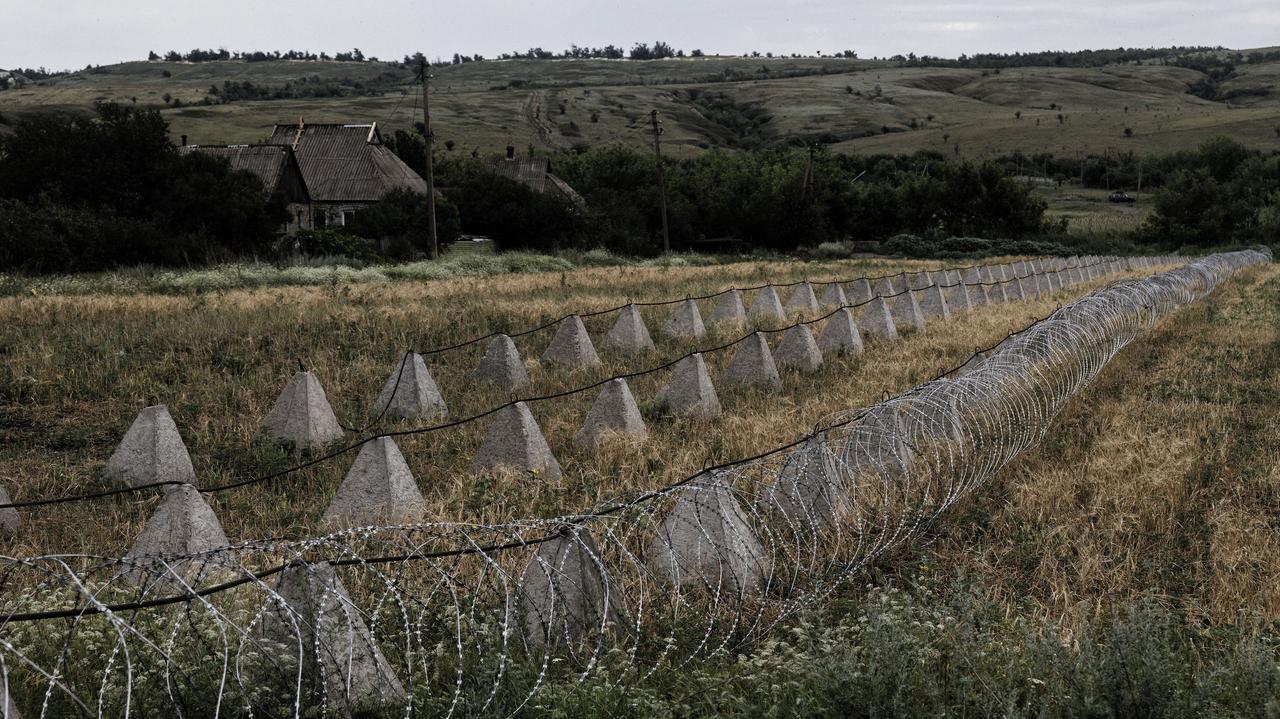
(341, 209, 357, 226)
(315, 212, 327, 229)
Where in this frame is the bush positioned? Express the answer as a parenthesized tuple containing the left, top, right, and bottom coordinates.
(282, 229, 379, 262)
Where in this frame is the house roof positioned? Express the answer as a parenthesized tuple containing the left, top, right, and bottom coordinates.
(179, 144, 305, 198)
(489, 155, 585, 205)
(266, 122, 428, 202)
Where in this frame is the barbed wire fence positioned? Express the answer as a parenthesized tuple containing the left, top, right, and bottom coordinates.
(0, 249, 1269, 717)
(2, 256, 1117, 512)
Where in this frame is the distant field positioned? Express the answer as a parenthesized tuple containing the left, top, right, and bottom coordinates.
(3, 55, 1278, 159)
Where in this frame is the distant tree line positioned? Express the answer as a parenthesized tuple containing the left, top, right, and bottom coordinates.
(146, 48, 379, 63)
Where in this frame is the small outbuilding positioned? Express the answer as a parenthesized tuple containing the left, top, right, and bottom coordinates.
(180, 143, 312, 232)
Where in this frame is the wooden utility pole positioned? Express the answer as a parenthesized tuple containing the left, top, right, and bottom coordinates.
(1136, 157, 1143, 204)
(650, 110, 670, 254)
(420, 59, 439, 259)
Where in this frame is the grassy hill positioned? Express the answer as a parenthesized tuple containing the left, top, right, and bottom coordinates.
(3, 53, 1279, 161)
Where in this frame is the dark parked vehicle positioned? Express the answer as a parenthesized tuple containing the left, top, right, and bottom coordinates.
(1108, 191, 1136, 204)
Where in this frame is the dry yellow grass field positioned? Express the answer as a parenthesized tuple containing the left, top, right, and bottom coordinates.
(0, 256, 1156, 566)
(930, 262, 1280, 624)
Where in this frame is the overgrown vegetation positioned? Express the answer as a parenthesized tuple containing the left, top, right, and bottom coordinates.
(0, 103, 285, 272)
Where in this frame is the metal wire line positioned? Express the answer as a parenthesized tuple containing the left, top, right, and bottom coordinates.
(0, 263, 1108, 512)
(413, 256, 1100, 356)
(0, 295, 1081, 624)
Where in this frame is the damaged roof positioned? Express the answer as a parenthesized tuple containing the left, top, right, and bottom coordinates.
(266, 122, 428, 202)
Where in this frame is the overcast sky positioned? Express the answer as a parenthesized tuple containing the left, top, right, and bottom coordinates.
(4, 0, 1278, 70)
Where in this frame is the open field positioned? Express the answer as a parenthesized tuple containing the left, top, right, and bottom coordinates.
(0, 256, 1154, 560)
(1, 254, 1275, 715)
(4, 56, 1279, 159)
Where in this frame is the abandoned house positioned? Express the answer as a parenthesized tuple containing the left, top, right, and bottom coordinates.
(266, 122, 429, 228)
(180, 142, 312, 232)
(489, 147, 585, 205)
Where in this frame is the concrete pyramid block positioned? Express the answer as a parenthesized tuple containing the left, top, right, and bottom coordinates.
(125, 484, 231, 586)
(104, 405, 197, 488)
(748, 285, 786, 323)
(818, 308, 864, 356)
(258, 372, 345, 450)
(858, 296, 899, 342)
(371, 352, 447, 421)
(888, 273, 911, 294)
(1034, 272, 1052, 296)
(765, 436, 847, 528)
(943, 269, 973, 314)
(472, 334, 530, 391)
(0, 485, 20, 535)
(574, 378, 647, 448)
(648, 472, 769, 593)
(908, 271, 933, 291)
(657, 354, 722, 419)
(915, 283, 951, 322)
(520, 528, 619, 648)
(876, 278, 924, 333)
(724, 332, 782, 390)
(774, 324, 823, 374)
(541, 315, 601, 369)
(321, 437, 425, 528)
(602, 304, 655, 354)
(961, 267, 989, 307)
(1, 678, 18, 719)
(470, 402, 562, 481)
(846, 278, 874, 304)
(784, 282, 820, 314)
(258, 563, 406, 713)
(706, 290, 748, 329)
(1009, 277, 1028, 301)
(661, 299, 706, 340)
(981, 266, 1009, 303)
(818, 281, 847, 309)
(1022, 272, 1041, 299)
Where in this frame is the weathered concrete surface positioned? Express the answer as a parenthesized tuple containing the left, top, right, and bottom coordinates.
(981, 266, 1009, 303)
(470, 402, 563, 481)
(818, 308, 864, 356)
(258, 562, 407, 714)
(472, 334, 531, 391)
(541, 315, 602, 369)
(942, 269, 973, 314)
(371, 352, 447, 421)
(0, 485, 18, 535)
(603, 304, 656, 354)
(574, 378, 647, 448)
(961, 267, 990, 307)
(875, 278, 925, 333)
(748, 285, 786, 323)
(846, 278, 874, 303)
(774, 325, 823, 374)
(520, 529, 619, 648)
(784, 282, 820, 314)
(662, 299, 707, 340)
(765, 436, 847, 528)
(818, 281, 847, 309)
(648, 472, 769, 593)
(724, 332, 782, 390)
(104, 405, 197, 488)
(257, 372, 346, 450)
(125, 484, 231, 587)
(915, 283, 951, 322)
(858, 296, 899, 341)
(657, 354, 722, 419)
(321, 437, 425, 528)
(706, 290, 748, 329)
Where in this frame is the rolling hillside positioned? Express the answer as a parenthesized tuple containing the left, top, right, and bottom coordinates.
(3, 53, 1279, 160)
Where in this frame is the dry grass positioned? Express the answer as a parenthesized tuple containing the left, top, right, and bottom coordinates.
(0, 256, 1147, 564)
(930, 263, 1280, 624)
